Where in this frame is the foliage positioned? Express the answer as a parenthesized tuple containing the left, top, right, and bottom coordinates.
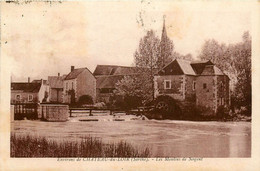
(198, 31, 251, 115)
(172, 52, 194, 61)
(113, 75, 152, 109)
(78, 95, 94, 105)
(11, 134, 150, 157)
(134, 30, 161, 70)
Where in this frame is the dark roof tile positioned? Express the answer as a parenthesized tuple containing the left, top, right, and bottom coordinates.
(93, 65, 138, 76)
(64, 68, 86, 80)
(11, 83, 41, 93)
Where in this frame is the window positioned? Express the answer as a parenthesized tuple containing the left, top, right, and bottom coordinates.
(203, 83, 207, 89)
(16, 94, 21, 101)
(193, 81, 196, 90)
(164, 80, 171, 89)
(28, 94, 33, 102)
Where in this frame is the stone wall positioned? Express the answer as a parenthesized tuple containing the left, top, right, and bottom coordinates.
(185, 75, 196, 102)
(63, 79, 77, 103)
(195, 76, 216, 115)
(39, 104, 69, 122)
(76, 69, 96, 103)
(49, 88, 63, 103)
(154, 75, 184, 100)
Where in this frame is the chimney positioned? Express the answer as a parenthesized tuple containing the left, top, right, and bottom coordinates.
(71, 66, 75, 72)
(28, 77, 30, 83)
(58, 73, 60, 77)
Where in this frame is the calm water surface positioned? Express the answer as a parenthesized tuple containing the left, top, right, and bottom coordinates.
(11, 120, 251, 157)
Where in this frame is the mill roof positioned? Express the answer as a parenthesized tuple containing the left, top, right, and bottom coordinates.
(200, 65, 225, 76)
(190, 60, 214, 74)
(93, 65, 139, 76)
(11, 83, 41, 93)
(176, 59, 196, 75)
(158, 59, 225, 76)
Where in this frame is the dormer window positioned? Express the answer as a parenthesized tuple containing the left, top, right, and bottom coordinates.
(164, 80, 171, 89)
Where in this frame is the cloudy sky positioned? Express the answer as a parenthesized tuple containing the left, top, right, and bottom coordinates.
(2, 0, 251, 82)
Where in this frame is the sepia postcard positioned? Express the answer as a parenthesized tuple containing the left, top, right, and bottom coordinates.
(0, 0, 260, 170)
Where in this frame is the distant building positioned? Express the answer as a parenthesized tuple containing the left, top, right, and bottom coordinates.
(154, 59, 230, 115)
(93, 65, 139, 103)
(48, 73, 66, 103)
(11, 78, 50, 103)
(63, 66, 96, 104)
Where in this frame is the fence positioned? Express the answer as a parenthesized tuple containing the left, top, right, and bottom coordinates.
(12, 103, 38, 120)
(69, 108, 126, 117)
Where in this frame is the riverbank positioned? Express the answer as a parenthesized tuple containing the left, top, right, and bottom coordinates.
(11, 133, 150, 157)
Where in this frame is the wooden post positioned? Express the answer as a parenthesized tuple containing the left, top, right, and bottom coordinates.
(41, 106, 44, 120)
(69, 109, 72, 117)
(89, 109, 93, 116)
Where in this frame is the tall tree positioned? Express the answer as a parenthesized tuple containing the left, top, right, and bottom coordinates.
(134, 30, 160, 100)
(134, 30, 160, 71)
(198, 31, 251, 114)
(233, 31, 251, 111)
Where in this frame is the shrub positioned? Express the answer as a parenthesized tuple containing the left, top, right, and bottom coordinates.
(78, 95, 94, 106)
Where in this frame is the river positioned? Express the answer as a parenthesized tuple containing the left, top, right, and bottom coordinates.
(11, 119, 251, 157)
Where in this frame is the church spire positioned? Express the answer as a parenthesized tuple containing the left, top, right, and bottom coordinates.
(159, 15, 173, 69)
(161, 15, 167, 40)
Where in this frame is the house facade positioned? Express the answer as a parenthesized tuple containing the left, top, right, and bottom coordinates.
(93, 65, 139, 103)
(154, 59, 230, 115)
(48, 73, 66, 103)
(63, 66, 96, 104)
(11, 78, 50, 103)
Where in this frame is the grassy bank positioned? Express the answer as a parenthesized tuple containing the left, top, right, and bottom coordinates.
(11, 134, 150, 157)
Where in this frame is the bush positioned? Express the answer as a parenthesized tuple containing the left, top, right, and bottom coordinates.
(108, 94, 142, 110)
(78, 95, 94, 106)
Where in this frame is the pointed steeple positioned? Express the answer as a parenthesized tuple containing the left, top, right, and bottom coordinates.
(159, 15, 173, 69)
(161, 15, 167, 41)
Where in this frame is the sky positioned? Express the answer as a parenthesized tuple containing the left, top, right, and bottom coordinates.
(1, 0, 251, 82)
